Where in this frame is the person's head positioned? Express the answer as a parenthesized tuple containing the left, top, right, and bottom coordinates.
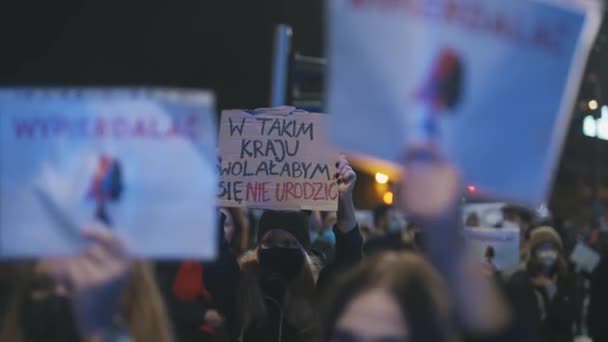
(323, 252, 453, 342)
(239, 210, 320, 335)
(502, 205, 534, 239)
(526, 226, 567, 278)
(373, 205, 407, 234)
(485, 246, 496, 261)
(256, 211, 312, 279)
(0, 261, 173, 342)
(465, 212, 480, 227)
(221, 208, 235, 241)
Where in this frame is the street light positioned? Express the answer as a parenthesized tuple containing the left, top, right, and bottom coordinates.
(375, 172, 389, 184)
(383, 191, 394, 205)
(589, 99, 599, 110)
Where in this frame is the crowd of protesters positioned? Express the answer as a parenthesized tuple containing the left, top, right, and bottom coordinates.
(1, 154, 608, 342)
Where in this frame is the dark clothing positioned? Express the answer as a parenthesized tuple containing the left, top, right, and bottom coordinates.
(362, 231, 415, 257)
(241, 225, 363, 342)
(157, 213, 240, 342)
(240, 297, 304, 342)
(589, 258, 608, 342)
(463, 274, 532, 342)
(318, 226, 364, 287)
(506, 270, 576, 342)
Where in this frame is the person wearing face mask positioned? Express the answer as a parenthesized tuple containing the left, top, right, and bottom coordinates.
(0, 227, 174, 342)
(235, 157, 362, 342)
(506, 226, 576, 342)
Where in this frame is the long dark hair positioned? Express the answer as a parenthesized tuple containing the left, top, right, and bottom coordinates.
(0, 262, 174, 342)
(321, 252, 456, 342)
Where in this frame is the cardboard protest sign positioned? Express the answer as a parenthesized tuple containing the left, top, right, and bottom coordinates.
(464, 227, 520, 271)
(218, 107, 338, 211)
(0, 88, 217, 259)
(328, 0, 603, 205)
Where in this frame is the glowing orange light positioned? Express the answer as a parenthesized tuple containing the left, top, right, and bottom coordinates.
(375, 172, 389, 184)
(383, 191, 394, 205)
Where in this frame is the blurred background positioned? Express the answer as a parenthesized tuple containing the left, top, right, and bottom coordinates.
(1, 0, 607, 220)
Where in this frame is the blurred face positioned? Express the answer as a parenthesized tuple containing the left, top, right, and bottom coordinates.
(535, 242, 559, 267)
(260, 229, 301, 249)
(332, 289, 409, 342)
(257, 230, 306, 299)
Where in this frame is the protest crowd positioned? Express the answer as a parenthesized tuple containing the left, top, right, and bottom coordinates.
(0, 1, 607, 342)
(2, 152, 608, 342)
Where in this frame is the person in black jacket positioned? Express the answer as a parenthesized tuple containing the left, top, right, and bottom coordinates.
(506, 226, 576, 342)
(236, 157, 362, 342)
(157, 210, 240, 342)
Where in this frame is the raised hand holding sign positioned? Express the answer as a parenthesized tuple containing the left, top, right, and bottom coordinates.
(218, 107, 338, 211)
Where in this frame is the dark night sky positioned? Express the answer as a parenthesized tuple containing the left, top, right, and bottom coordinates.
(0, 0, 324, 109)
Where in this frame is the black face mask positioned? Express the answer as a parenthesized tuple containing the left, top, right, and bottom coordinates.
(21, 295, 82, 342)
(258, 248, 305, 301)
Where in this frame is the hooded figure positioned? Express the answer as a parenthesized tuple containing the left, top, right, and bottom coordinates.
(507, 226, 576, 342)
(236, 208, 362, 342)
(232, 157, 362, 342)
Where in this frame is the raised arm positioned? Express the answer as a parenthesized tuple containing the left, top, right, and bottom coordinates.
(402, 155, 510, 335)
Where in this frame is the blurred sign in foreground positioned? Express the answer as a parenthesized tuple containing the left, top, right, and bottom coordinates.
(218, 107, 338, 211)
(328, 0, 603, 205)
(0, 88, 217, 259)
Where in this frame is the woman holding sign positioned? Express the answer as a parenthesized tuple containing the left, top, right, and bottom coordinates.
(236, 157, 362, 342)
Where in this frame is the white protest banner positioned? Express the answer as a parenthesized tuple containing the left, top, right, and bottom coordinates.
(328, 0, 603, 205)
(464, 227, 520, 271)
(462, 202, 506, 228)
(0, 88, 217, 259)
(218, 107, 338, 211)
